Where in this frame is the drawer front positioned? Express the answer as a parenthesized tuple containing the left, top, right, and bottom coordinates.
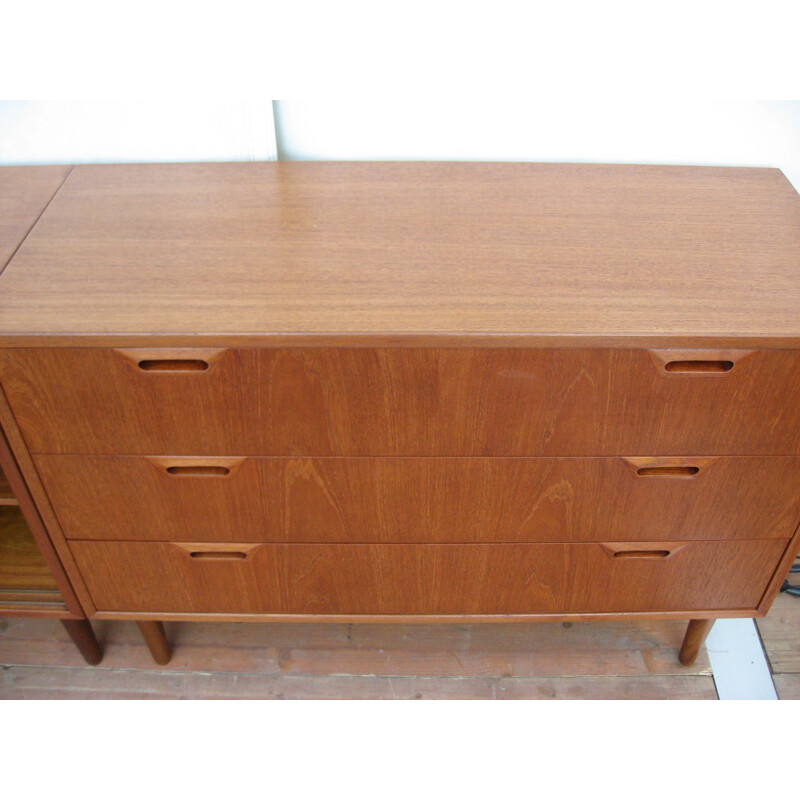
(70, 539, 786, 615)
(38, 454, 800, 543)
(3, 347, 800, 456)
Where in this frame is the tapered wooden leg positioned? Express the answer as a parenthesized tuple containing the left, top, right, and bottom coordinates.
(61, 619, 103, 666)
(136, 621, 171, 665)
(679, 618, 715, 666)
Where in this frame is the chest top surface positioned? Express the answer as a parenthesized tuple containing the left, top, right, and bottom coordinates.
(0, 161, 798, 347)
(0, 165, 71, 279)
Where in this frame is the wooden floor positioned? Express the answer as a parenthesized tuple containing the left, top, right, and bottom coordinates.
(0, 616, 715, 699)
(757, 591, 800, 700)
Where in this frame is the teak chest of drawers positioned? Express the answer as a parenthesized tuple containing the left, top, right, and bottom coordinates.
(1, 161, 799, 667)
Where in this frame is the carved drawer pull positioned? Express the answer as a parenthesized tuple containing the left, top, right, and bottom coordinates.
(636, 465, 699, 477)
(138, 359, 209, 372)
(600, 542, 686, 560)
(649, 349, 753, 376)
(189, 550, 248, 560)
(612, 549, 672, 559)
(663, 360, 733, 373)
(622, 456, 717, 477)
(113, 348, 227, 373)
(166, 465, 230, 477)
(174, 542, 260, 561)
(146, 456, 245, 477)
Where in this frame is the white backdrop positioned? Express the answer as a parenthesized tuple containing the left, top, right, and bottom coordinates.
(0, 101, 277, 163)
(275, 100, 800, 189)
(1, 100, 798, 190)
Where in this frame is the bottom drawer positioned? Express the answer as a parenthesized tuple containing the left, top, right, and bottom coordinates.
(70, 539, 786, 615)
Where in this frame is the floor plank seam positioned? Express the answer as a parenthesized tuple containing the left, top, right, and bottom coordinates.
(0, 663, 713, 681)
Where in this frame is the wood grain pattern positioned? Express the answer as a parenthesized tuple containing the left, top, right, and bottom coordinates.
(60, 619, 102, 665)
(679, 618, 715, 666)
(0, 415, 89, 615)
(756, 522, 800, 614)
(0, 165, 71, 276)
(0, 161, 797, 668)
(89, 608, 758, 622)
(0, 592, 67, 609)
(756, 591, 800, 674)
(0, 463, 17, 506)
(0, 665, 718, 699)
(0, 610, 717, 697)
(0, 615, 713, 676)
(755, 582, 800, 699)
(772, 674, 800, 700)
(0, 162, 798, 345)
(4, 347, 800, 456)
(36, 454, 800, 544)
(69, 539, 785, 616)
(0, 507, 60, 592)
(136, 621, 171, 665)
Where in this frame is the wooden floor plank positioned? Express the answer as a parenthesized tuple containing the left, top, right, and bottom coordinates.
(495, 676, 717, 700)
(0, 666, 716, 700)
(756, 592, 800, 674)
(0, 615, 716, 699)
(773, 674, 800, 700)
(0, 616, 710, 678)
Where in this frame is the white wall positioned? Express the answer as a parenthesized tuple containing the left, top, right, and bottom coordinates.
(2, 101, 799, 193)
(275, 100, 800, 189)
(0, 101, 276, 164)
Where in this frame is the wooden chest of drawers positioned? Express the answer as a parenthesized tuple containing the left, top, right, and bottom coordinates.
(1, 161, 799, 667)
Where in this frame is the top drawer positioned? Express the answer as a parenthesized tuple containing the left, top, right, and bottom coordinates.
(1, 347, 799, 456)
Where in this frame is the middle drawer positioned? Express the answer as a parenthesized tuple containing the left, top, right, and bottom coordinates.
(36, 455, 800, 543)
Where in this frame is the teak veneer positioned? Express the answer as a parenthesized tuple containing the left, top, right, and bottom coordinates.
(1, 161, 799, 670)
(1, 162, 799, 346)
(33, 455, 800, 544)
(0, 429, 102, 664)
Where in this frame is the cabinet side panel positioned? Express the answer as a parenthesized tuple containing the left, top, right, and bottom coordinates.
(0, 384, 96, 615)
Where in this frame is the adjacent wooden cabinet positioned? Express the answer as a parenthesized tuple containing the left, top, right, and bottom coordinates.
(1, 161, 799, 669)
(0, 167, 102, 665)
(0, 430, 102, 665)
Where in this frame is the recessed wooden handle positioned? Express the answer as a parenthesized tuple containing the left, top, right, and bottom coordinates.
(174, 542, 260, 560)
(612, 549, 672, 559)
(189, 550, 247, 560)
(663, 360, 733, 374)
(600, 541, 686, 560)
(622, 456, 716, 477)
(636, 465, 699, 477)
(166, 465, 230, 477)
(115, 348, 227, 373)
(148, 456, 246, 478)
(649, 350, 752, 377)
(138, 359, 209, 372)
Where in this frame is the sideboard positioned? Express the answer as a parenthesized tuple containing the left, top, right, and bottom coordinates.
(1, 161, 798, 668)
